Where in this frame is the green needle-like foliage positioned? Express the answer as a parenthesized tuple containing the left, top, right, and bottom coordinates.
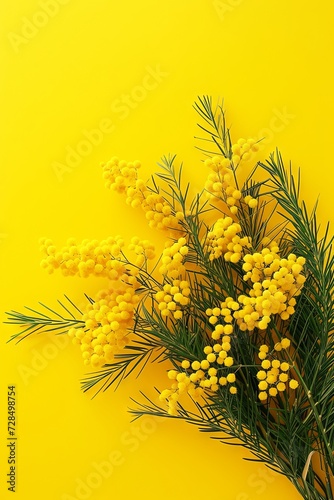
(5, 97, 333, 499)
(5, 295, 86, 342)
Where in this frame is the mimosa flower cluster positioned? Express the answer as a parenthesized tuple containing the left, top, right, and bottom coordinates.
(8, 98, 333, 500)
(256, 339, 299, 400)
(102, 156, 184, 232)
(40, 149, 307, 395)
(204, 138, 259, 214)
(68, 281, 140, 367)
(155, 280, 190, 319)
(203, 216, 251, 262)
(40, 235, 157, 368)
(40, 236, 127, 278)
(205, 242, 306, 333)
(158, 238, 188, 278)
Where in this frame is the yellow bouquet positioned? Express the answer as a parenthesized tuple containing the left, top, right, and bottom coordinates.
(7, 97, 334, 500)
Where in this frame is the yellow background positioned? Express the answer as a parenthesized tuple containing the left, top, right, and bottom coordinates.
(1, 1, 333, 499)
